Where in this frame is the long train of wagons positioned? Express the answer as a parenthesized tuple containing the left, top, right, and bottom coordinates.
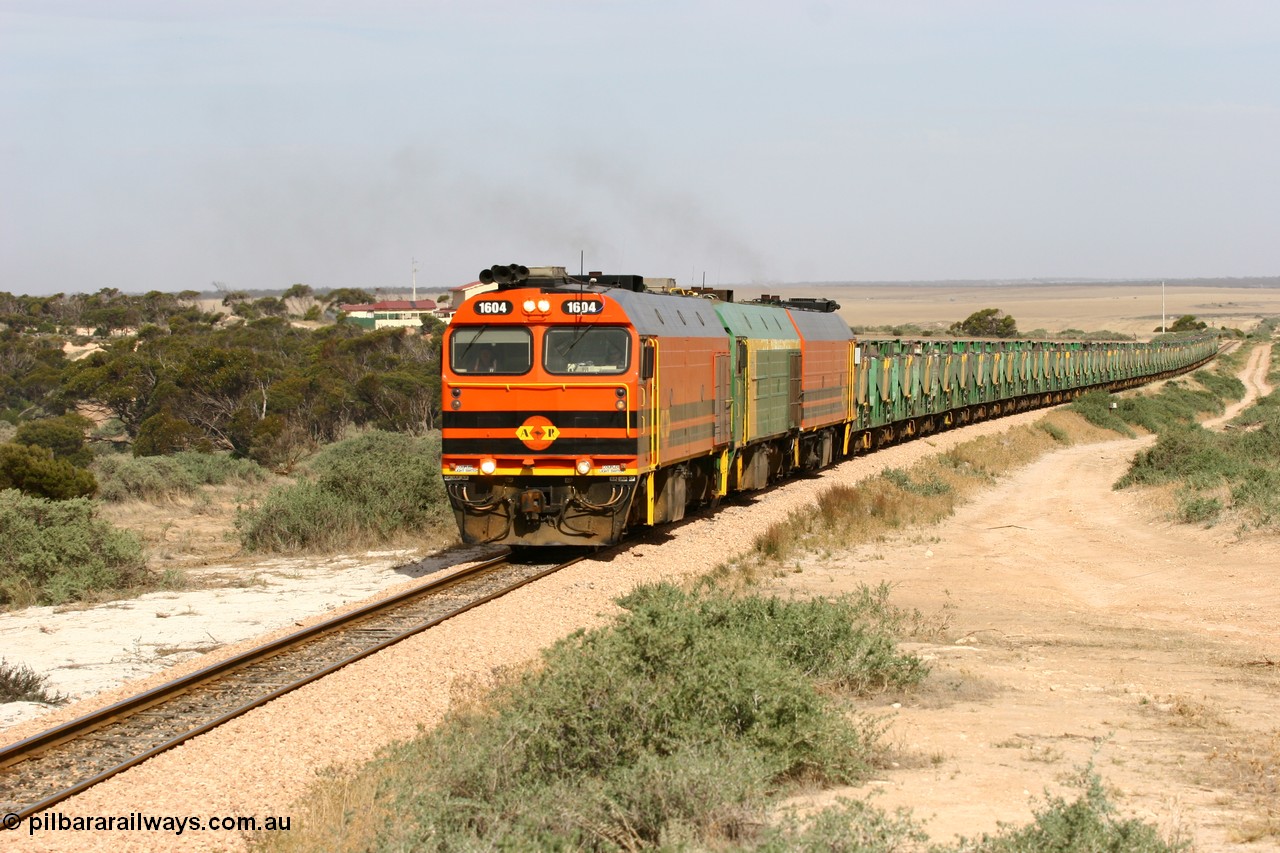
(440, 264, 1217, 547)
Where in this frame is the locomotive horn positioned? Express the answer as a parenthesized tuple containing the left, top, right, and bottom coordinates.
(479, 263, 530, 286)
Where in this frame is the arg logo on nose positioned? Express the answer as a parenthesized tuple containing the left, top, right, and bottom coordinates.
(516, 416, 560, 450)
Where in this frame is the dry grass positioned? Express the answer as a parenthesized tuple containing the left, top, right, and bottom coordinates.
(1208, 730, 1280, 842)
(723, 412, 1110, 584)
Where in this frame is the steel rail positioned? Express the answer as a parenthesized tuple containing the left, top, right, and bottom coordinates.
(0, 550, 584, 820)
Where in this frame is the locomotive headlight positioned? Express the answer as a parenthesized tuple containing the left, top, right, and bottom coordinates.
(575, 458, 592, 475)
(522, 299, 536, 312)
(479, 458, 497, 475)
(536, 299, 551, 312)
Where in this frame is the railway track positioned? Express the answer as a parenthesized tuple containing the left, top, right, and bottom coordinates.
(0, 551, 584, 821)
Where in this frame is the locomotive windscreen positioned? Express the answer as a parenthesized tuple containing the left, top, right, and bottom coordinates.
(543, 326, 631, 375)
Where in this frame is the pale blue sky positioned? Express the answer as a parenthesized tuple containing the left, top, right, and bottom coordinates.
(2, 1, 1276, 295)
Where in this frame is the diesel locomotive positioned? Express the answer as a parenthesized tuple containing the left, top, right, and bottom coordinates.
(440, 264, 1217, 547)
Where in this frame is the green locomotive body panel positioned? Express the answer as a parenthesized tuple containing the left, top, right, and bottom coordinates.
(713, 302, 802, 445)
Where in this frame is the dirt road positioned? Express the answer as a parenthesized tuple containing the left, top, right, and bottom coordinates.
(774, 344, 1279, 849)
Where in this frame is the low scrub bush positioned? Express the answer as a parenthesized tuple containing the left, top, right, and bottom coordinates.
(0, 659, 68, 705)
(945, 768, 1186, 852)
(1117, 425, 1243, 488)
(1076, 359, 1245, 440)
(1176, 491, 1223, 526)
(0, 442, 97, 500)
(236, 430, 449, 552)
(93, 454, 197, 502)
(1039, 421, 1070, 443)
(256, 588, 1178, 853)
(1116, 351, 1280, 530)
(93, 451, 266, 502)
(883, 467, 952, 496)
(0, 490, 147, 607)
(1070, 390, 1135, 437)
(335, 584, 923, 850)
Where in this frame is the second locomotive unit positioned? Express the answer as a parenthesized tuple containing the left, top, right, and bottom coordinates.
(440, 264, 1215, 547)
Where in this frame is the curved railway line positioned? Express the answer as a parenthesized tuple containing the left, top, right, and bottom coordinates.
(0, 551, 587, 822)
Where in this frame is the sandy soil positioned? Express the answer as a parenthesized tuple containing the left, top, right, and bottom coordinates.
(773, 343, 1279, 850)
(0, 547, 498, 731)
(757, 282, 1280, 339)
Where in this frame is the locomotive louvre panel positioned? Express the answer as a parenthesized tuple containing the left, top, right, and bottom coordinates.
(789, 351, 803, 428)
(714, 353, 731, 444)
(748, 342, 801, 440)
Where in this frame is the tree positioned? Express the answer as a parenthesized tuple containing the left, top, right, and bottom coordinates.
(322, 288, 374, 309)
(14, 414, 94, 467)
(949, 308, 1019, 339)
(253, 296, 287, 317)
(1158, 315, 1207, 333)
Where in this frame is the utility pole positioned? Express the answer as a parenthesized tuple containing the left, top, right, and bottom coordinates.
(1161, 280, 1166, 333)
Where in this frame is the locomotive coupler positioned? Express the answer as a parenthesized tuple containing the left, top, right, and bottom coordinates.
(517, 488, 550, 518)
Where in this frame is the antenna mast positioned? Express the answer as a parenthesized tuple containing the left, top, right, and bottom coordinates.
(412, 257, 419, 303)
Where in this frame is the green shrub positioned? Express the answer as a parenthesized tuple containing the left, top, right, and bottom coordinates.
(1039, 421, 1070, 443)
(0, 442, 97, 499)
(173, 450, 268, 486)
(1118, 425, 1244, 488)
(93, 451, 267, 502)
(944, 768, 1185, 852)
(756, 799, 927, 851)
(1069, 391, 1134, 437)
(93, 454, 197, 502)
(0, 659, 68, 705)
(1176, 492, 1222, 526)
(367, 584, 923, 851)
(883, 467, 952, 496)
(236, 430, 448, 552)
(0, 490, 147, 607)
(14, 414, 94, 466)
(134, 412, 213, 456)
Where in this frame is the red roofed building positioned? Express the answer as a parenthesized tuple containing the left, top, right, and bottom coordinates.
(340, 298, 438, 330)
(449, 280, 499, 304)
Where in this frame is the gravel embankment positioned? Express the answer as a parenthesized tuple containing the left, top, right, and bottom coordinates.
(17, 409, 1058, 852)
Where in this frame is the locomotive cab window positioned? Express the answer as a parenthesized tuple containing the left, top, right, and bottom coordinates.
(450, 327, 532, 374)
(544, 326, 631, 375)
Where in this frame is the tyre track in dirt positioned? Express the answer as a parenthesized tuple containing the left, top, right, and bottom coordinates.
(774, 345, 1280, 851)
